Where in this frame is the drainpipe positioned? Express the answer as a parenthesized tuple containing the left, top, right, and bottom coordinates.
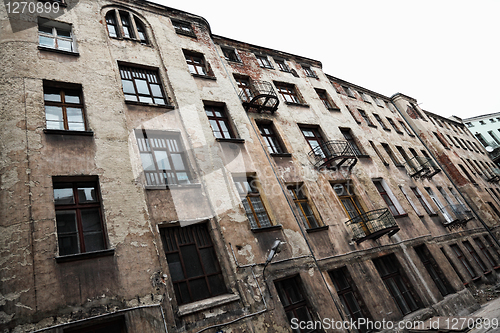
(390, 99, 500, 249)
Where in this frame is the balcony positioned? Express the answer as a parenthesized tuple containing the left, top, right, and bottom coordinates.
(486, 168, 500, 183)
(439, 204, 475, 230)
(345, 208, 400, 244)
(404, 156, 441, 179)
(307, 140, 358, 171)
(239, 80, 279, 114)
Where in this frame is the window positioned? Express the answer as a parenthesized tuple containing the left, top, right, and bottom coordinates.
(287, 184, 320, 229)
(302, 65, 317, 78)
(315, 89, 337, 110)
(369, 141, 388, 165)
(360, 92, 371, 103)
(447, 135, 459, 148)
(160, 223, 226, 305)
(257, 122, 285, 154)
(373, 97, 384, 107)
(53, 177, 107, 256)
(275, 58, 291, 72)
(450, 244, 477, 279)
(300, 126, 326, 156)
(411, 187, 435, 215)
(135, 130, 191, 186)
(119, 65, 167, 105)
(38, 18, 75, 52)
(399, 186, 422, 216)
(458, 164, 476, 184)
(479, 120, 486, 125)
(256, 54, 273, 69)
(433, 132, 449, 148)
(234, 177, 272, 229)
(466, 122, 473, 127)
(329, 268, 371, 333)
(340, 129, 363, 156)
(221, 47, 241, 62)
(275, 83, 302, 104)
(398, 120, 413, 136)
(205, 105, 235, 139)
(333, 183, 365, 220)
(183, 51, 213, 77)
(414, 245, 453, 297)
(386, 117, 402, 133)
(425, 187, 454, 223)
(395, 146, 413, 167)
(43, 82, 86, 131)
(474, 237, 498, 268)
(235, 76, 254, 102)
(463, 241, 488, 272)
(475, 133, 488, 147)
(358, 109, 375, 127)
(171, 19, 196, 37)
(275, 276, 317, 333)
(373, 255, 420, 315)
(346, 106, 361, 124)
(489, 131, 500, 145)
(485, 236, 500, 261)
(342, 85, 355, 98)
(105, 10, 148, 43)
(381, 143, 401, 166)
(373, 180, 404, 217)
(373, 114, 389, 130)
(65, 317, 126, 333)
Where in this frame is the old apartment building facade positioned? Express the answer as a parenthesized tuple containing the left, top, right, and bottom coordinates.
(1, 1, 500, 332)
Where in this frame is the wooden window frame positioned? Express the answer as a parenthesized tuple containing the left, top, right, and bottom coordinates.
(411, 187, 434, 215)
(160, 223, 227, 305)
(205, 105, 235, 139)
(373, 114, 389, 130)
(119, 65, 167, 105)
(358, 109, 375, 127)
(275, 83, 302, 104)
(184, 51, 213, 77)
(171, 19, 196, 37)
(234, 177, 272, 229)
(257, 122, 285, 154)
(221, 47, 241, 63)
(450, 244, 478, 279)
(340, 128, 363, 156)
(381, 143, 402, 167)
(43, 82, 87, 131)
(53, 177, 107, 256)
(105, 10, 148, 44)
(414, 245, 453, 297)
(463, 240, 488, 273)
(474, 237, 499, 268)
(287, 184, 320, 229)
(315, 88, 337, 110)
(373, 180, 404, 217)
(256, 54, 273, 69)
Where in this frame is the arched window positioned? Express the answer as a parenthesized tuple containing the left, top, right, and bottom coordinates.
(105, 9, 148, 44)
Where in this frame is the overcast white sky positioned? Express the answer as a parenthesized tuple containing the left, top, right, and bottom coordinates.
(151, 0, 500, 120)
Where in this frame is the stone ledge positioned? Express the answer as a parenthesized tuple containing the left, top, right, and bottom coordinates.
(177, 294, 240, 317)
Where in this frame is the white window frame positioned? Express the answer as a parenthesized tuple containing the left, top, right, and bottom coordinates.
(38, 17, 76, 52)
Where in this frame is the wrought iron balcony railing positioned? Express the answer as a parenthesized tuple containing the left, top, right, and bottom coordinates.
(239, 80, 279, 114)
(345, 208, 400, 244)
(307, 140, 358, 171)
(403, 156, 441, 179)
(439, 204, 475, 230)
(486, 168, 500, 183)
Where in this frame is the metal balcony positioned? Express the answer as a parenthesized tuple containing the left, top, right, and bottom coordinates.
(345, 208, 400, 244)
(486, 168, 500, 183)
(439, 204, 475, 230)
(307, 140, 358, 171)
(239, 80, 279, 114)
(404, 156, 441, 179)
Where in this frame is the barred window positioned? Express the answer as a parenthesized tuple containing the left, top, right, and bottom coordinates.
(119, 65, 167, 105)
(160, 224, 226, 305)
(136, 130, 191, 186)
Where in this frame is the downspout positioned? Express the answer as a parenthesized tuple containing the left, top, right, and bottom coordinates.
(390, 99, 500, 249)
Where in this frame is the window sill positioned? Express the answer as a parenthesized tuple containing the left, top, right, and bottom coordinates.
(177, 293, 240, 317)
(306, 225, 329, 233)
(125, 100, 175, 109)
(393, 213, 409, 219)
(251, 225, 282, 233)
(38, 46, 79, 56)
(285, 102, 309, 108)
(216, 138, 245, 144)
(270, 153, 292, 158)
(44, 129, 94, 136)
(145, 183, 201, 190)
(55, 248, 115, 263)
(191, 73, 217, 80)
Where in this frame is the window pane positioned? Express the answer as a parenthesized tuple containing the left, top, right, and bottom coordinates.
(39, 25, 53, 34)
(66, 107, 84, 123)
(54, 188, 74, 205)
(77, 184, 97, 203)
(122, 80, 136, 94)
(57, 38, 72, 51)
(67, 122, 85, 131)
(200, 248, 218, 274)
(140, 153, 156, 171)
(56, 28, 71, 38)
(135, 79, 149, 95)
(167, 253, 185, 281)
(44, 92, 61, 102)
(150, 84, 163, 97)
(154, 151, 171, 170)
(171, 153, 186, 171)
(190, 277, 210, 301)
(208, 274, 226, 295)
(45, 106, 63, 121)
(181, 244, 204, 278)
(56, 210, 77, 233)
(124, 94, 138, 102)
(138, 96, 153, 103)
(39, 35, 54, 48)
